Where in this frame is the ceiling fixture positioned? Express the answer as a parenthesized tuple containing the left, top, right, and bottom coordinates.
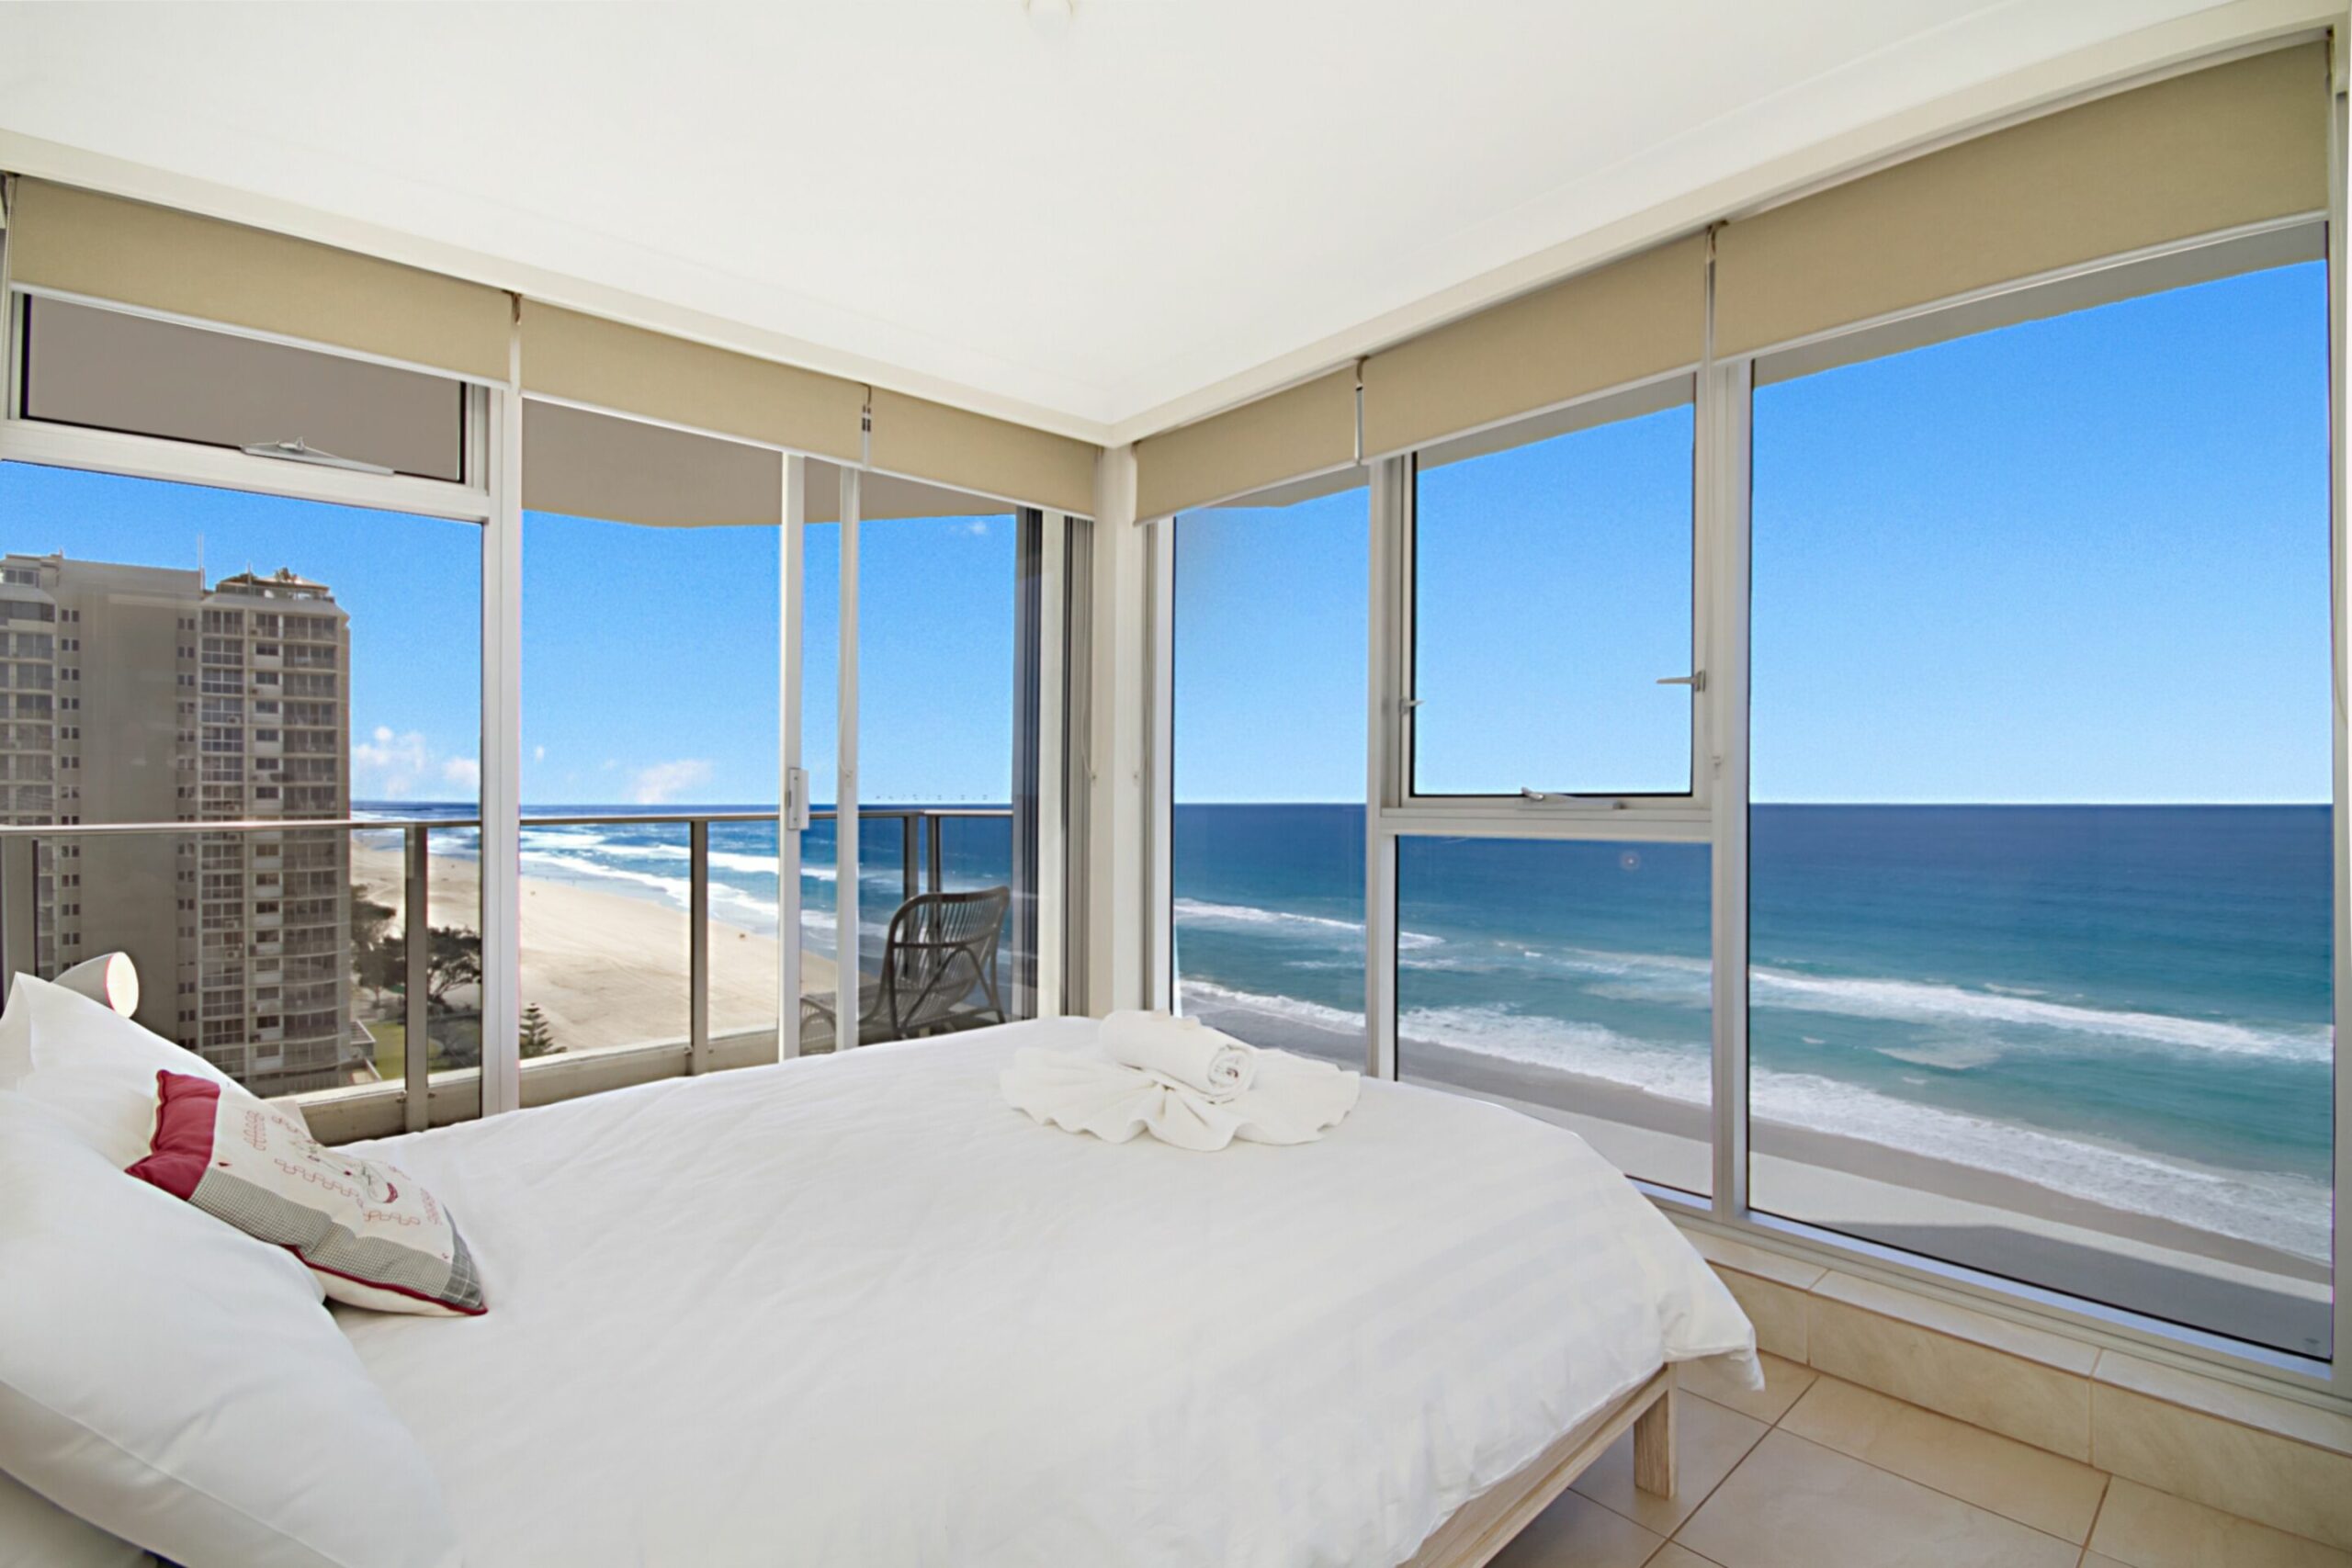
(1024, 0, 1073, 37)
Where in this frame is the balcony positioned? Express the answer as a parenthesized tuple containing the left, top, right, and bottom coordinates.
(0, 806, 1029, 1140)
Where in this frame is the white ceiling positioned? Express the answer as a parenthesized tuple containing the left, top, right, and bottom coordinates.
(0, 0, 2254, 441)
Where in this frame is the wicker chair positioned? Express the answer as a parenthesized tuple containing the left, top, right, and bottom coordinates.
(801, 885, 1011, 1047)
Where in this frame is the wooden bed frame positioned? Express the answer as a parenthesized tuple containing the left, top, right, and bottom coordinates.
(1405, 1368, 1676, 1568)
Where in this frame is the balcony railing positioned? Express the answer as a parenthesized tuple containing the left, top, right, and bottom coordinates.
(0, 805, 1017, 1141)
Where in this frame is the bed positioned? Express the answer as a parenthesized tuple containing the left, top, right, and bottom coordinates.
(322, 1016, 1757, 1566)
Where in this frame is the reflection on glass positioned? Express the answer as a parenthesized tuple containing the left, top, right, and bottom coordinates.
(1396, 837, 1712, 1195)
(1412, 397, 1694, 797)
(1172, 488, 1367, 1068)
(0, 462, 481, 1109)
(1749, 262, 2334, 1356)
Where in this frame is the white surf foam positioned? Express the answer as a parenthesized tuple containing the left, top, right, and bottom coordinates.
(1173, 897, 1442, 951)
(1176, 977, 2330, 1260)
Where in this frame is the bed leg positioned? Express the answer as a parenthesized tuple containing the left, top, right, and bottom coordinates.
(1634, 1389, 1676, 1497)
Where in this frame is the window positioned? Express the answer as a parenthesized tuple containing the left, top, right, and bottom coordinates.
(522, 412, 781, 1072)
(19, 298, 466, 481)
(1172, 480, 1367, 1067)
(1748, 258, 2333, 1356)
(1410, 381, 1697, 798)
(1396, 836, 1713, 1194)
(0, 463, 482, 1112)
(852, 491, 1039, 1034)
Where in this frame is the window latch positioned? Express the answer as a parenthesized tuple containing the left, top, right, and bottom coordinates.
(1657, 670, 1706, 693)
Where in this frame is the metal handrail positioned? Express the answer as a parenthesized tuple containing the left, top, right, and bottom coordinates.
(0, 805, 1013, 837)
(0, 804, 1015, 1130)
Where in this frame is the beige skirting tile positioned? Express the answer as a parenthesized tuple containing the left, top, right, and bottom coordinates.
(2092, 1383, 2352, 1551)
(1778, 1375, 2108, 1542)
(1804, 1293, 2091, 1460)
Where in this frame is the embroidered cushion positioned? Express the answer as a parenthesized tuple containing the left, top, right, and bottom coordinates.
(128, 1069, 486, 1317)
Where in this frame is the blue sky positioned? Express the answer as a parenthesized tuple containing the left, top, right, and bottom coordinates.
(5, 259, 2328, 811)
(1176, 260, 2331, 805)
(0, 464, 1015, 807)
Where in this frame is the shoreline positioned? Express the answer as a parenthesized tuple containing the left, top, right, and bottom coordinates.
(1182, 980, 2331, 1354)
(352, 845, 834, 1057)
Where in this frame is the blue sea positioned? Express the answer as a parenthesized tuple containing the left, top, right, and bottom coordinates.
(356, 803, 1016, 972)
(1172, 803, 2335, 1269)
(366, 800, 2335, 1269)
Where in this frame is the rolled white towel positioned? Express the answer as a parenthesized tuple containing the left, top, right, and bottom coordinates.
(1099, 1010, 1256, 1098)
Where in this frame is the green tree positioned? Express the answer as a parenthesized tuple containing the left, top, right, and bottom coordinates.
(519, 1002, 560, 1059)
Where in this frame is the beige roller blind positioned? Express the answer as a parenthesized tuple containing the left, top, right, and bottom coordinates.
(8, 179, 511, 381)
(520, 302, 866, 463)
(1135, 367, 1359, 519)
(523, 401, 782, 528)
(865, 388, 1098, 515)
(801, 461, 1011, 524)
(1361, 233, 1707, 459)
(1716, 43, 2328, 359)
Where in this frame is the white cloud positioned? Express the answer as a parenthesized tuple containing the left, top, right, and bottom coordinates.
(352, 727, 431, 799)
(628, 759, 712, 805)
(352, 726, 475, 801)
(953, 518, 989, 536)
(532, 745, 547, 762)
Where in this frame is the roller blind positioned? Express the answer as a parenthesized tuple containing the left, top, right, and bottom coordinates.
(1361, 232, 1707, 459)
(523, 401, 782, 527)
(802, 462, 1012, 524)
(520, 302, 866, 463)
(7, 179, 511, 381)
(1715, 43, 2329, 359)
(1134, 367, 1359, 519)
(865, 389, 1098, 515)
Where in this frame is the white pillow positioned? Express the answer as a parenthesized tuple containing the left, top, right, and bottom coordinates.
(3, 974, 234, 1168)
(0, 1094, 463, 1568)
(0, 1468, 148, 1568)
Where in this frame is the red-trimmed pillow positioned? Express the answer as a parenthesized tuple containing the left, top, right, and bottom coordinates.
(127, 1070, 486, 1317)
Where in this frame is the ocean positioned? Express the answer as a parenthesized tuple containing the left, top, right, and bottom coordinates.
(1172, 803, 2335, 1273)
(357, 804, 1018, 971)
(366, 800, 2334, 1272)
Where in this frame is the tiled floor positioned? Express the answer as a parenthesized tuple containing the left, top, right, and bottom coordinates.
(1493, 1353, 2352, 1568)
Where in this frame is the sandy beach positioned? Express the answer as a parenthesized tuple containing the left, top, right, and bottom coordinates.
(351, 845, 836, 1056)
(1183, 980, 2333, 1356)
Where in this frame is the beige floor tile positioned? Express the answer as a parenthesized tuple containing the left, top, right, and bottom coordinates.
(2085, 1478, 2352, 1568)
(1645, 1547, 1725, 1568)
(1488, 1486, 1664, 1568)
(1674, 1430, 2079, 1568)
(1808, 1293, 2092, 1460)
(1679, 1349, 1814, 1425)
(1571, 1389, 1769, 1534)
(2093, 1383, 2352, 1551)
(1779, 1375, 2108, 1542)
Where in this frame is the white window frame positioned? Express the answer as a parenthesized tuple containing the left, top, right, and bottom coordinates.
(1168, 209, 2349, 1406)
(1387, 372, 1713, 834)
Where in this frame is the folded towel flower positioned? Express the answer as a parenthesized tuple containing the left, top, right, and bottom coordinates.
(1098, 1009, 1256, 1098)
(1001, 1030, 1360, 1152)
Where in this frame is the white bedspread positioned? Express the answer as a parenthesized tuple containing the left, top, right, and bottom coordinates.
(343, 1018, 1757, 1567)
